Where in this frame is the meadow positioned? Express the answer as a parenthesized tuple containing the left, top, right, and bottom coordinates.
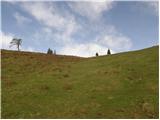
(1, 46, 159, 118)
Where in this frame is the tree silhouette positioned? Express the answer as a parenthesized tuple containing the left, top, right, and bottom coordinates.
(47, 48, 53, 54)
(107, 49, 111, 55)
(96, 52, 99, 56)
(10, 38, 22, 51)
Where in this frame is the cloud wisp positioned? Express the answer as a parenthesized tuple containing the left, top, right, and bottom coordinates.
(68, 1, 114, 21)
(145, 1, 159, 16)
(1, 32, 15, 50)
(4, 1, 133, 57)
(14, 12, 32, 25)
(21, 2, 81, 44)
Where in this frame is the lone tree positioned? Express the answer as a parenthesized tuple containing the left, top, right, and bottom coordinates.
(107, 49, 111, 55)
(96, 52, 99, 56)
(10, 38, 22, 51)
(47, 48, 53, 54)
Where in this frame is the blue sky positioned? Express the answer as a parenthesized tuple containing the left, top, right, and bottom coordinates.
(1, 1, 159, 57)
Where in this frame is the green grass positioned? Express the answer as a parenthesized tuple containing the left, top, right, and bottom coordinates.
(1, 46, 159, 118)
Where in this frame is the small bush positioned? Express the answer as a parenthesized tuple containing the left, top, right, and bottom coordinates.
(96, 52, 99, 56)
(107, 49, 111, 55)
(47, 48, 53, 54)
(63, 74, 69, 78)
(40, 85, 50, 90)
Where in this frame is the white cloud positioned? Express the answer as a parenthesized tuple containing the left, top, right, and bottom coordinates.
(146, 1, 158, 15)
(1, 32, 14, 50)
(22, 2, 64, 29)
(137, 1, 159, 16)
(21, 2, 80, 43)
(59, 42, 115, 57)
(58, 31, 132, 57)
(11, 1, 132, 57)
(14, 12, 31, 25)
(97, 34, 132, 51)
(68, 1, 114, 20)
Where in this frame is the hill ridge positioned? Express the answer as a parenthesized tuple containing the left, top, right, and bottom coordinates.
(1, 45, 159, 59)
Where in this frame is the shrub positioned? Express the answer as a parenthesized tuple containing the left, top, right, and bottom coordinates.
(63, 74, 69, 78)
(96, 52, 99, 56)
(107, 49, 111, 55)
(47, 48, 53, 54)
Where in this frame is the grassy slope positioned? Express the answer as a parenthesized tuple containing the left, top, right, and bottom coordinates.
(1, 46, 159, 118)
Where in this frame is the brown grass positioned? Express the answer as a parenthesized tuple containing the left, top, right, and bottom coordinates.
(63, 83, 72, 90)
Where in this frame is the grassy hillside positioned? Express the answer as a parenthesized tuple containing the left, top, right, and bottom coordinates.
(1, 46, 159, 118)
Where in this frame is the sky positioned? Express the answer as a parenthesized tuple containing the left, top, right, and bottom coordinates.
(1, 1, 159, 57)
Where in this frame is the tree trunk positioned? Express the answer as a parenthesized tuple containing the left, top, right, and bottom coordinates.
(18, 44, 19, 51)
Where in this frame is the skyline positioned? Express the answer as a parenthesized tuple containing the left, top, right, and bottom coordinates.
(1, 1, 159, 57)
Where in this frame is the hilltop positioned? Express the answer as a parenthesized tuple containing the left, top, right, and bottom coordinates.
(1, 46, 159, 118)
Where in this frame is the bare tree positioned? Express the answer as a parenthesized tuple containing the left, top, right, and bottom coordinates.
(10, 38, 22, 51)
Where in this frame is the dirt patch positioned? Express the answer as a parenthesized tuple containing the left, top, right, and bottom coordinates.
(63, 74, 69, 78)
(4, 79, 16, 87)
(63, 83, 72, 90)
(40, 85, 50, 90)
